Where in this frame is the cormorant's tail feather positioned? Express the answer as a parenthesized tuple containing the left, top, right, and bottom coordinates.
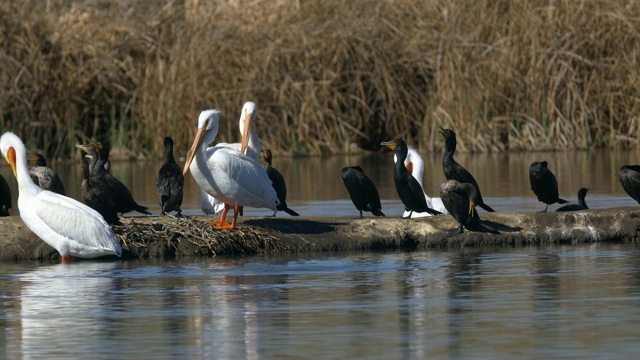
(135, 204, 152, 215)
(283, 207, 300, 216)
(557, 198, 568, 204)
(479, 203, 495, 212)
(371, 208, 385, 217)
(426, 207, 443, 216)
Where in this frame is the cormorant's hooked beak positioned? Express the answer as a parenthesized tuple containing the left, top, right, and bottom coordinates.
(438, 128, 449, 140)
(381, 141, 396, 151)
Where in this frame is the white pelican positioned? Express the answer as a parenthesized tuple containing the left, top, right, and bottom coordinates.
(394, 146, 448, 217)
(198, 101, 261, 215)
(0, 132, 122, 262)
(183, 110, 279, 230)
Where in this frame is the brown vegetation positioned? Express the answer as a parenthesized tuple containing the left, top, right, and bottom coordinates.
(1, 0, 640, 158)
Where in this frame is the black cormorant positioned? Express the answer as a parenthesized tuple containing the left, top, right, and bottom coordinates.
(556, 188, 589, 212)
(156, 137, 184, 215)
(0, 173, 10, 216)
(89, 144, 151, 215)
(80, 156, 120, 225)
(618, 165, 640, 204)
(438, 128, 495, 212)
(439, 179, 499, 236)
(27, 153, 66, 195)
(529, 161, 567, 212)
(341, 166, 385, 218)
(262, 149, 299, 216)
(381, 139, 442, 217)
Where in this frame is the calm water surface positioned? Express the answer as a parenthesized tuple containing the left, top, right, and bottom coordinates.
(1, 151, 640, 358)
(1, 245, 640, 358)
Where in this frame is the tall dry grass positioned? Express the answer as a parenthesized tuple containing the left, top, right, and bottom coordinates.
(1, 0, 640, 158)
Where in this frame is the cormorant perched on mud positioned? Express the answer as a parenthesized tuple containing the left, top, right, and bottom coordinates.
(556, 188, 589, 212)
(438, 128, 495, 212)
(341, 166, 385, 218)
(0, 173, 10, 216)
(262, 149, 299, 217)
(156, 137, 184, 215)
(439, 179, 499, 237)
(382, 139, 442, 217)
(529, 161, 567, 212)
(80, 156, 120, 225)
(27, 153, 66, 195)
(618, 165, 640, 204)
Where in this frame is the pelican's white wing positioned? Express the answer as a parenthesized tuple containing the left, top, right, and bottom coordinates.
(21, 190, 121, 258)
(398, 147, 449, 217)
(200, 146, 279, 210)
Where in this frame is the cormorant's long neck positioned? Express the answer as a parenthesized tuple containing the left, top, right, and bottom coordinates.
(578, 192, 587, 207)
(443, 138, 456, 168)
(394, 149, 408, 176)
(165, 144, 176, 164)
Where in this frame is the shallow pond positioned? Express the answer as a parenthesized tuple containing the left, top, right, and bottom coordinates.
(1, 244, 640, 358)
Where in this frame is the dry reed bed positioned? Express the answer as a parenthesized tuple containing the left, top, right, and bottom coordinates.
(1, 0, 640, 158)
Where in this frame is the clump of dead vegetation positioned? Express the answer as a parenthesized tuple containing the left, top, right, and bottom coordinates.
(113, 216, 290, 257)
(2, 0, 640, 157)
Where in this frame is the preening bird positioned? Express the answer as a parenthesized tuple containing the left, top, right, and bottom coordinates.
(27, 153, 66, 195)
(395, 146, 448, 217)
(262, 149, 299, 216)
(341, 166, 385, 218)
(0, 132, 121, 262)
(439, 179, 499, 237)
(529, 161, 567, 212)
(556, 188, 589, 212)
(439, 128, 495, 212)
(156, 136, 184, 215)
(183, 109, 279, 230)
(381, 139, 442, 217)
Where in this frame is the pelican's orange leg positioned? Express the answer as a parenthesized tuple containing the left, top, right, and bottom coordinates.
(208, 204, 232, 227)
(61, 256, 73, 263)
(216, 204, 239, 230)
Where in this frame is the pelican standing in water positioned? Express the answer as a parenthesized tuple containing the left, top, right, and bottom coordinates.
(183, 110, 279, 230)
(198, 101, 261, 215)
(395, 147, 447, 217)
(0, 132, 121, 262)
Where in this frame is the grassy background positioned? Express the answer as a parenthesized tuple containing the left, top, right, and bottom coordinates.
(1, 0, 640, 159)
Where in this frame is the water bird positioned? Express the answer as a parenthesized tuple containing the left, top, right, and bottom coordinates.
(0, 173, 11, 216)
(529, 161, 567, 212)
(80, 156, 120, 225)
(86, 143, 151, 216)
(76, 139, 110, 173)
(198, 101, 261, 216)
(262, 149, 299, 216)
(439, 179, 499, 237)
(0, 132, 121, 262)
(439, 128, 495, 212)
(183, 109, 279, 230)
(27, 153, 66, 195)
(395, 146, 448, 217)
(381, 139, 442, 217)
(156, 137, 184, 215)
(556, 188, 589, 212)
(341, 166, 385, 218)
(618, 165, 640, 204)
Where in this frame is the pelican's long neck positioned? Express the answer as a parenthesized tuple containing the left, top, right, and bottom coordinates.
(14, 148, 39, 196)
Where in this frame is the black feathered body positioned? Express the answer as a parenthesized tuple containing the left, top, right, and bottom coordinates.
(440, 179, 499, 236)
(80, 157, 120, 225)
(29, 166, 66, 195)
(529, 161, 567, 210)
(439, 128, 494, 212)
(341, 166, 384, 218)
(618, 165, 640, 204)
(263, 149, 299, 216)
(0, 173, 11, 216)
(157, 137, 184, 215)
(556, 188, 589, 212)
(92, 146, 151, 215)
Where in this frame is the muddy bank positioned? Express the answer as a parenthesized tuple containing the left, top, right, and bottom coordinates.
(0, 206, 638, 261)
